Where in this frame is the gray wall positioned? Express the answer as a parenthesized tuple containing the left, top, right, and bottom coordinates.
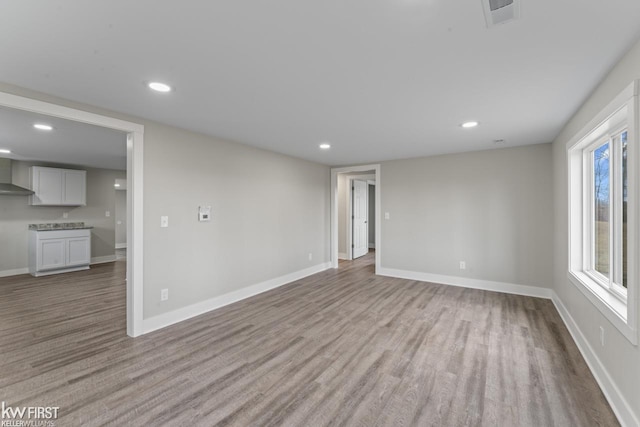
(115, 189, 126, 246)
(552, 38, 640, 421)
(142, 122, 330, 318)
(380, 143, 553, 288)
(0, 160, 125, 272)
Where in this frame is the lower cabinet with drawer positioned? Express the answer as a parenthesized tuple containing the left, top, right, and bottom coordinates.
(28, 229, 91, 277)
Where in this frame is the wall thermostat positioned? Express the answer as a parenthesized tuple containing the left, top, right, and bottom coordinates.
(198, 206, 211, 222)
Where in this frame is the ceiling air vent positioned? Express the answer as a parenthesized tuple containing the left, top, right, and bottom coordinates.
(482, 0, 520, 28)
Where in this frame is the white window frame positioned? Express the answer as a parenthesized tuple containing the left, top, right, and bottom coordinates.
(567, 80, 638, 345)
(583, 127, 627, 298)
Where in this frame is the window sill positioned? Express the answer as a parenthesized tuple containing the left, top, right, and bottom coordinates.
(568, 270, 637, 345)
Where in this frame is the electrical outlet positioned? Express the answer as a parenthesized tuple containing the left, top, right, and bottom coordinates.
(600, 326, 605, 346)
(308, 253, 313, 261)
(161, 216, 169, 228)
(63, 212, 68, 219)
(460, 261, 466, 270)
(384, 212, 390, 220)
(161, 289, 169, 301)
(105, 211, 111, 217)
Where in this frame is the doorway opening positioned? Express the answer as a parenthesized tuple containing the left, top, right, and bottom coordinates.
(331, 165, 380, 272)
(0, 91, 144, 337)
(351, 178, 369, 259)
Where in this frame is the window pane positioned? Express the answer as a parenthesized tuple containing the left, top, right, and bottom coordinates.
(622, 131, 628, 288)
(594, 142, 610, 277)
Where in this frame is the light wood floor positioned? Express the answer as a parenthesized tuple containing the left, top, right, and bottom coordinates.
(0, 252, 618, 426)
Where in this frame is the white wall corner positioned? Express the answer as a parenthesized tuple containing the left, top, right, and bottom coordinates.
(377, 267, 553, 299)
(551, 292, 639, 427)
(142, 262, 332, 334)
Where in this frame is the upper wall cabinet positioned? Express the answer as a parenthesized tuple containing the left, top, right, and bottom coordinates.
(29, 166, 87, 206)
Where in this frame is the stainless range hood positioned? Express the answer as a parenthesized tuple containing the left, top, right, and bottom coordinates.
(0, 158, 34, 196)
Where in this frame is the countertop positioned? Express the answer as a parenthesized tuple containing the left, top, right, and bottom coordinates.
(28, 222, 94, 231)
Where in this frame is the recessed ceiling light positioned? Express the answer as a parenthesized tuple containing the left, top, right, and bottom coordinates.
(33, 124, 53, 131)
(0, 149, 11, 154)
(461, 121, 479, 128)
(319, 143, 331, 150)
(148, 82, 172, 92)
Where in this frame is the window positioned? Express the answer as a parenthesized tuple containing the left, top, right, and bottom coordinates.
(585, 130, 626, 295)
(567, 81, 638, 344)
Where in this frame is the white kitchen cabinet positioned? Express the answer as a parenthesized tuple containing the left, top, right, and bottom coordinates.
(62, 170, 86, 205)
(38, 238, 66, 270)
(32, 167, 63, 205)
(66, 237, 91, 266)
(29, 166, 86, 206)
(29, 229, 91, 276)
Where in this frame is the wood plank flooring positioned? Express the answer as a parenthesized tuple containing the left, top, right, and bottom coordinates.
(0, 252, 618, 426)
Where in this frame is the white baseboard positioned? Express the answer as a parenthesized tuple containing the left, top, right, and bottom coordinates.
(33, 266, 89, 277)
(338, 252, 348, 260)
(368, 243, 375, 249)
(0, 256, 117, 278)
(91, 255, 117, 265)
(142, 262, 332, 334)
(115, 243, 127, 249)
(377, 267, 552, 299)
(551, 292, 638, 427)
(0, 267, 29, 278)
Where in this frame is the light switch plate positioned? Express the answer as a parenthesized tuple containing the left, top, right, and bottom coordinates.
(161, 216, 169, 228)
(105, 211, 111, 217)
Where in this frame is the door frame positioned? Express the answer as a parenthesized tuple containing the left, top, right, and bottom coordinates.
(331, 164, 381, 272)
(344, 174, 375, 260)
(0, 91, 145, 337)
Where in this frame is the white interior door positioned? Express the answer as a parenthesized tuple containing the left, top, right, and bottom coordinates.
(352, 179, 368, 259)
(115, 189, 127, 248)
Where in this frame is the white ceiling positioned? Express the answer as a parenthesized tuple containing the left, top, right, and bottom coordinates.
(0, 106, 127, 170)
(1, 1, 640, 166)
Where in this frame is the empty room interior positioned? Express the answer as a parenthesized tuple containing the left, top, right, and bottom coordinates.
(1, 1, 640, 426)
